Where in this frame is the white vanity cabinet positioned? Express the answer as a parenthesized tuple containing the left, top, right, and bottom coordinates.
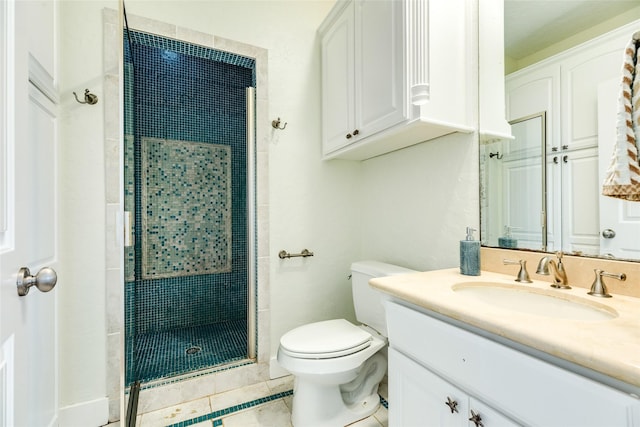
(390, 348, 519, 427)
(318, 0, 474, 160)
(386, 300, 640, 426)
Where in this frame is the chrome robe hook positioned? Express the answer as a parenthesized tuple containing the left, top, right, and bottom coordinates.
(271, 117, 287, 130)
(73, 89, 98, 105)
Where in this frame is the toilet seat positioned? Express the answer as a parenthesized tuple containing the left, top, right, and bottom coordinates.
(280, 319, 372, 359)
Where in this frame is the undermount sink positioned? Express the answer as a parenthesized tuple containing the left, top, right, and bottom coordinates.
(452, 282, 618, 321)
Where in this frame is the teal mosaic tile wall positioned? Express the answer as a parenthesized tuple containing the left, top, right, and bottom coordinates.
(124, 30, 255, 384)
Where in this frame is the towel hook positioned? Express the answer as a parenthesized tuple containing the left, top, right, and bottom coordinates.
(271, 117, 287, 130)
(489, 151, 503, 160)
(73, 89, 98, 105)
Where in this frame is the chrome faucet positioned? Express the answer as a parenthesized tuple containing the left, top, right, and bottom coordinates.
(503, 259, 532, 283)
(536, 252, 570, 289)
(588, 269, 626, 298)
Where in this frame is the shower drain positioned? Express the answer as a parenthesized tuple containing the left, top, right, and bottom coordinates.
(185, 346, 202, 355)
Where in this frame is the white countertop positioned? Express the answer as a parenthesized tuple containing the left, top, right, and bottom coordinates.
(370, 268, 640, 391)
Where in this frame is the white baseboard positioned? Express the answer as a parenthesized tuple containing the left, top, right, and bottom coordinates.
(269, 356, 289, 379)
(59, 397, 109, 427)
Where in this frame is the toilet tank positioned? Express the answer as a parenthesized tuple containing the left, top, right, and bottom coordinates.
(351, 261, 416, 337)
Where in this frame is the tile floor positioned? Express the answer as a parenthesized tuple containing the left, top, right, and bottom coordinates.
(110, 375, 388, 427)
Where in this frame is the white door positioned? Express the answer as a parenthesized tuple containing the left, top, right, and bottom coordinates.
(597, 79, 640, 259)
(0, 0, 59, 426)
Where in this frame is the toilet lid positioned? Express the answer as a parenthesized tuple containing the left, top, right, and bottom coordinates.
(280, 319, 372, 359)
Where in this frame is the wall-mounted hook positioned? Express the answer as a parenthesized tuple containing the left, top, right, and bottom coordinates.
(73, 89, 98, 105)
(489, 151, 503, 160)
(271, 117, 287, 130)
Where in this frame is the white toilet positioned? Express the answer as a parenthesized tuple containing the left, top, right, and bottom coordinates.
(277, 261, 416, 427)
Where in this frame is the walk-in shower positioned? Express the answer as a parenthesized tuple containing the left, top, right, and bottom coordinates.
(123, 29, 257, 386)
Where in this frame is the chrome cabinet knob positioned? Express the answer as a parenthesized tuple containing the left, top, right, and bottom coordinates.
(16, 267, 57, 296)
(602, 228, 616, 239)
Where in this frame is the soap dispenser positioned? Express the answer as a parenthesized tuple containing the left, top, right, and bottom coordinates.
(498, 225, 518, 249)
(460, 227, 480, 276)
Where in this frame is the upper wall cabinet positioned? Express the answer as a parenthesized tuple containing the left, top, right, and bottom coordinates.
(318, 0, 476, 161)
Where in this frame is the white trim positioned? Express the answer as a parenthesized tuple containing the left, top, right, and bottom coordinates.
(1, 336, 15, 427)
(58, 397, 109, 427)
(0, 0, 15, 246)
(28, 53, 59, 105)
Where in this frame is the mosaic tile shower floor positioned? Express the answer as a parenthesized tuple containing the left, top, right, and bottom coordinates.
(135, 320, 247, 383)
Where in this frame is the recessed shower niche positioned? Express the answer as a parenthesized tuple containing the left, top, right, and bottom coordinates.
(123, 29, 257, 385)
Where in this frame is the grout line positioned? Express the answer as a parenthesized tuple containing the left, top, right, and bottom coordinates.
(166, 391, 388, 427)
(165, 390, 294, 427)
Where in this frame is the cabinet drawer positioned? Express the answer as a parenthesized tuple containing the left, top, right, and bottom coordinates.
(385, 300, 640, 426)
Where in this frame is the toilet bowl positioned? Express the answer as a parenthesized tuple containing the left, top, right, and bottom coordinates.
(277, 261, 415, 427)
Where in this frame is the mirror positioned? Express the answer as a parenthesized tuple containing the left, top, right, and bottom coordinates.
(480, 1, 640, 261)
(481, 113, 547, 252)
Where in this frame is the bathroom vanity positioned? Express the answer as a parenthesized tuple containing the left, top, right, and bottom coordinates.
(370, 269, 640, 426)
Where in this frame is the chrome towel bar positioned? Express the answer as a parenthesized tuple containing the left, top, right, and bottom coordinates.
(279, 249, 314, 259)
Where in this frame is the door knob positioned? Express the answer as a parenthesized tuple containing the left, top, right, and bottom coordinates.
(16, 267, 57, 296)
(602, 229, 616, 239)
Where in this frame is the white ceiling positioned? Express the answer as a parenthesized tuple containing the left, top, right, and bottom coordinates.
(505, 0, 640, 60)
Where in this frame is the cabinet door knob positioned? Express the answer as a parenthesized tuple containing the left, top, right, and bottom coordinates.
(346, 133, 352, 139)
(353, 129, 359, 136)
(444, 396, 458, 413)
(563, 155, 568, 163)
(469, 410, 484, 427)
(553, 156, 558, 164)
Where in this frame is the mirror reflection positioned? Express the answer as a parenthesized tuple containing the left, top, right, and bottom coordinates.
(481, 113, 547, 252)
(480, 1, 640, 261)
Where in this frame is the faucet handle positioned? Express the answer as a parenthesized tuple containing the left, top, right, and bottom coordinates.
(588, 269, 626, 298)
(503, 259, 532, 283)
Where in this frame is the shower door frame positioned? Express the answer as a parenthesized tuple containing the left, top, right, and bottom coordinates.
(103, 9, 270, 422)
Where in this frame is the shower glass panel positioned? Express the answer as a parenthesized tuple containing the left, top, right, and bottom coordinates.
(124, 30, 256, 385)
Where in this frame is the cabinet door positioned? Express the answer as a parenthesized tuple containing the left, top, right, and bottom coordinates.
(561, 33, 628, 152)
(560, 146, 600, 256)
(321, 1, 355, 154)
(389, 348, 468, 427)
(355, 0, 404, 138)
